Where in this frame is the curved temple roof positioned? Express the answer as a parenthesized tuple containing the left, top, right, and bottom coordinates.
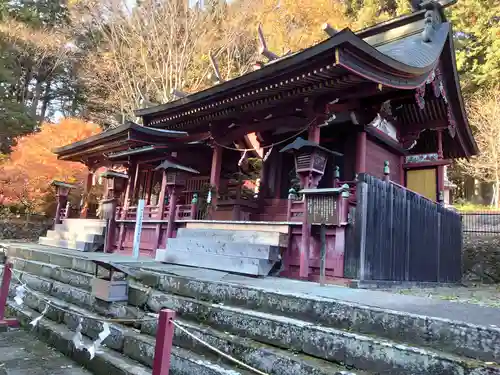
(134, 0, 477, 158)
(53, 121, 188, 165)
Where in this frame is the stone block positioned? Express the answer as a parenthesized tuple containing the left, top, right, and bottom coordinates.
(166, 237, 280, 260)
(156, 248, 275, 276)
(176, 228, 288, 247)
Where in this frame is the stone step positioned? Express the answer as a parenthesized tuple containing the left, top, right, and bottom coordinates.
(7, 280, 367, 375)
(185, 221, 289, 234)
(155, 247, 276, 276)
(39, 237, 101, 252)
(7, 265, 499, 375)
(165, 237, 281, 260)
(176, 228, 288, 247)
(46, 229, 104, 243)
(6, 244, 500, 364)
(6, 301, 254, 375)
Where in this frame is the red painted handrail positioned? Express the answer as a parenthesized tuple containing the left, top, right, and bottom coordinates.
(0, 261, 18, 328)
(152, 309, 176, 375)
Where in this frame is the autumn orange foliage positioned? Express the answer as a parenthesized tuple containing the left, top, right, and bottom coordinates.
(0, 118, 101, 213)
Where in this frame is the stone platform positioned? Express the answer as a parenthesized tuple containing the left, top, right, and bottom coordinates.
(0, 329, 91, 375)
(2, 242, 500, 375)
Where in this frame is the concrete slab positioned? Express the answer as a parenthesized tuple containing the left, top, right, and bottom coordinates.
(0, 330, 91, 375)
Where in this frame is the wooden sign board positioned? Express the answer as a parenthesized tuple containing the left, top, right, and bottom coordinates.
(307, 194, 339, 225)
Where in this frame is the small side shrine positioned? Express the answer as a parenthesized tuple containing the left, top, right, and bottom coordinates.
(51, 180, 77, 226)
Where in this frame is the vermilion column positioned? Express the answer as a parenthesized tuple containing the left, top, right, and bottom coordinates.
(436, 129, 445, 203)
(355, 131, 367, 174)
(209, 145, 222, 213)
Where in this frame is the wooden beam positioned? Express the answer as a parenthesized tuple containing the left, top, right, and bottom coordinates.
(171, 89, 187, 98)
(257, 24, 279, 61)
(208, 51, 223, 83)
(214, 116, 306, 144)
(322, 23, 337, 37)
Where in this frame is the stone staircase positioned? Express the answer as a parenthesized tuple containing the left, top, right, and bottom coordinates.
(2, 244, 500, 375)
(38, 219, 106, 252)
(156, 226, 288, 276)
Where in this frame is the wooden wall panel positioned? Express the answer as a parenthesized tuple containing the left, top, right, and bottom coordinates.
(365, 137, 402, 182)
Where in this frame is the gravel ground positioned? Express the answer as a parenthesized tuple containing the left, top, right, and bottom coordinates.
(380, 284, 500, 308)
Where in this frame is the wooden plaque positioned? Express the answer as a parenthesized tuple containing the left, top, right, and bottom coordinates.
(307, 194, 339, 225)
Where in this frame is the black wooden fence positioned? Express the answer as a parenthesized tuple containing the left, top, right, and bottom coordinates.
(344, 173, 462, 283)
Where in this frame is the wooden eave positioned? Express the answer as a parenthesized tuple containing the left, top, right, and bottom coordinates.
(136, 10, 447, 130)
(53, 121, 188, 163)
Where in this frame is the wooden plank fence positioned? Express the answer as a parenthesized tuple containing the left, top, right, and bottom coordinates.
(345, 173, 462, 283)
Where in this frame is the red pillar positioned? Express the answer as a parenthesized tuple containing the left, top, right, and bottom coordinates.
(436, 129, 444, 203)
(152, 309, 176, 375)
(308, 122, 320, 143)
(209, 145, 222, 213)
(0, 262, 18, 328)
(298, 121, 321, 279)
(355, 131, 367, 174)
(155, 171, 168, 247)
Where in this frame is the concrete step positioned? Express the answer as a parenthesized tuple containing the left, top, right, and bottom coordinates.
(39, 237, 101, 252)
(46, 229, 104, 243)
(7, 301, 254, 375)
(185, 221, 289, 234)
(6, 244, 500, 365)
(176, 228, 288, 247)
(165, 237, 281, 260)
(155, 247, 276, 276)
(7, 265, 499, 375)
(54, 224, 106, 236)
(5, 271, 368, 375)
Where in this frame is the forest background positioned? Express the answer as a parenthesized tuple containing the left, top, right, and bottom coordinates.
(0, 0, 499, 214)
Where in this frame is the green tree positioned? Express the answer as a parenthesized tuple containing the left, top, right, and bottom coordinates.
(448, 0, 500, 94)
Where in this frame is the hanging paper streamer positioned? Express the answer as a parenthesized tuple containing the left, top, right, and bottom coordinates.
(263, 146, 273, 162)
(30, 304, 49, 327)
(72, 318, 85, 350)
(238, 150, 248, 167)
(87, 322, 110, 360)
(14, 285, 26, 305)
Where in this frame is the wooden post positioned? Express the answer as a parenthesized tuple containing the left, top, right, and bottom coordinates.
(334, 165, 340, 187)
(308, 122, 320, 143)
(0, 262, 17, 328)
(384, 161, 390, 182)
(190, 194, 198, 219)
(356, 131, 367, 174)
(300, 196, 310, 279)
(286, 188, 296, 222)
(155, 170, 168, 248)
(80, 170, 93, 218)
(165, 187, 178, 239)
(356, 180, 369, 281)
(152, 309, 176, 375)
(210, 145, 222, 212)
(319, 224, 327, 286)
(437, 129, 444, 159)
(118, 164, 137, 251)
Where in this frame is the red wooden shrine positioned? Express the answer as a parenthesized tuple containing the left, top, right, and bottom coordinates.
(51, 1, 477, 283)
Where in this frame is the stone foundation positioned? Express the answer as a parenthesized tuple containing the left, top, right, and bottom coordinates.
(463, 234, 500, 283)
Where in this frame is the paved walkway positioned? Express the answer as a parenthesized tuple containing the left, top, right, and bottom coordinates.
(5, 242, 500, 328)
(0, 329, 91, 375)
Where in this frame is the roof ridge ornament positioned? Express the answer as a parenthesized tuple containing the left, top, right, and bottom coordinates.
(421, 0, 443, 42)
